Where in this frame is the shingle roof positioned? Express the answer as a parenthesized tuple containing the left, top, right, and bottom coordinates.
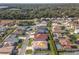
(59, 37, 71, 49)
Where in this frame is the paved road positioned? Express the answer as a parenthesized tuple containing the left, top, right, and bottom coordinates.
(18, 35, 30, 55)
(2, 28, 17, 43)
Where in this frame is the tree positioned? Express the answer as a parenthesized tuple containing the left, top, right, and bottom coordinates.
(18, 39, 22, 43)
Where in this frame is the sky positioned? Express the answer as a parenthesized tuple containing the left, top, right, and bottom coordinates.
(0, 0, 79, 3)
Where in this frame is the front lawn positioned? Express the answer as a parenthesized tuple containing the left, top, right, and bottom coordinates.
(34, 50, 49, 54)
(69, 34, 77, 43)
(18, 43, 22, 48)
(28, 38, 33, 46)
(74, 34, 79, 39)
(25, 49, 33, 54)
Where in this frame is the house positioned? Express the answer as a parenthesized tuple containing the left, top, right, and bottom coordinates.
(4, 34, 18, 44)
(18, 36, 26, 40)
(41, 18, 50, 21)
(74, 26, 79, 34)
(32, 41, 48, 50)
(36, 26, 48, 34)
(29, 35, 34, 38)
(0, 46, 14, 55)
(13, 29, 24, 35)
(0, 20, 15, 26)
(74, 29, 79, 34)
(41, 18, 46, 21)
(52, 25, 62, 33)
(26, 31, 35, 35)
(59, 37, 71, 49)
(0, 32, 5, 37)
(73, 19, 79, 34)
(34, 34, 48, 41)
(0, 42, 14, 54)
(40, 21, 47, 26)
(0, 27, 6, 32)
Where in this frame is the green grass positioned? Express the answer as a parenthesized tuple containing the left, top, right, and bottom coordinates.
(18, 43, 22, 48)
(48, 28, 58, 55)
(34, 50, 49, 54)
(47, 20, 58, 55)
(48, 37, 58, 55)
(74, 34, 79, 39)
(0, 37, 3, 43)
(69, 29, 74, 33)
(26, 49, 33, 54)
(28, 38, 33, 46)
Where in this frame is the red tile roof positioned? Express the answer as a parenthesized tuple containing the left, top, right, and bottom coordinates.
(34, 34, 48, 41)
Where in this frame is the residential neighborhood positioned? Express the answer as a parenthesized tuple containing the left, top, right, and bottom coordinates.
(0, 17, 79, 55)
(1, 4, 79, 55)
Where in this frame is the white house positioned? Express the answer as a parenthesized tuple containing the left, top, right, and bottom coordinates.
(74, 29, 79, 34)
(18, 36, 26, 40)
(29, 35, 34, 38)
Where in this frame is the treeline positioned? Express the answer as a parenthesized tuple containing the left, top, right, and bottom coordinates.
(0, 4, 79, 19)
(18, 21, 35, 26)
